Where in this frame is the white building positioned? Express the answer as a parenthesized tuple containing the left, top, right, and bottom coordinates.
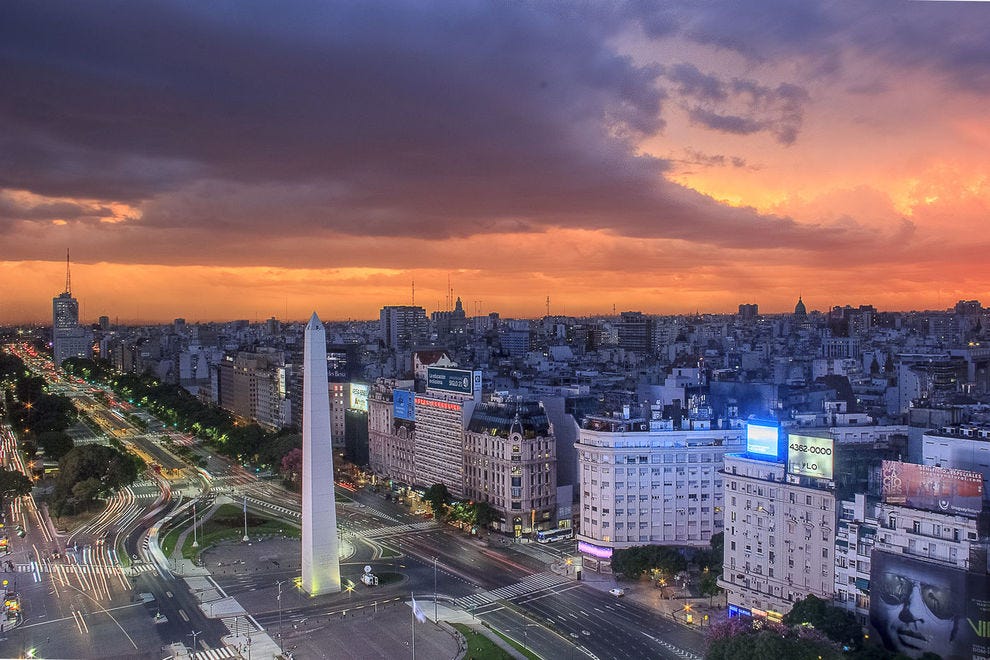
(576, 413, 743, 572)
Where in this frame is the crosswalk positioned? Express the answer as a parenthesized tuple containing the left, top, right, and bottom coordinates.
(191, 646, 240, 660)
(245, 496, 300, 519)
(355, 520, 437, 539)
(13, 562, 157, 575)
(453, 571, 572, 609)
(222, 615, 261, 636)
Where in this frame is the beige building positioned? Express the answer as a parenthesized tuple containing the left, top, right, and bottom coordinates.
(216, 351, 286, 430)
(463, 397, 557, 535)
(368, 379, 417, 488)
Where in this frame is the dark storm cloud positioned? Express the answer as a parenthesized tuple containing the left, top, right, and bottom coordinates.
(0, 0, 925, 265)
(670, 0, 990, 92)
(665, 63, 809, 145)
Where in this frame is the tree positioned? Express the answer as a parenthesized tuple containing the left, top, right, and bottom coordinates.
(280, 447, 303, 486)
(52, 444, 139, 512)
(699, 569, 721, 605)
(783, 594, 863, 651)
(473, 501, 500, 529)
(0, 468, 32, 509)
(707, 619, 844, 660)
(36, 430, 74, 461)
(423, 483, 452, 518)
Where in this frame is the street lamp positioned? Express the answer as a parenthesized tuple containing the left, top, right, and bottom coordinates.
(433, 556, 438, 622)
(188, 630, 201, 652)
(192, 504, 199, 548)
(242, 496, 249, 542)
(275, 580, 285, 653)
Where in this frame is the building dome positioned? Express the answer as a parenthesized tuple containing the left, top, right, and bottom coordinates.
(794, 296, 807, 318)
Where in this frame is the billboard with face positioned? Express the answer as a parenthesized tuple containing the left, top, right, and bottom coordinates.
(881, 460, 984, 517)
(871, 551, 990, 660)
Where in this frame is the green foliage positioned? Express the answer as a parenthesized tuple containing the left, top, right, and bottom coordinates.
(36, 430, 74, 461)
(51, 444, 139, 513)
(782, 594, 863, 651)
(610, 544, 688, 580)
(424, 483, 453, 518)
(0, 468, 33, 505)
(699, 569, 721, 599)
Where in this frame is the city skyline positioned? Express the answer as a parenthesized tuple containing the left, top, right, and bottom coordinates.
(2, 2, 989, 322)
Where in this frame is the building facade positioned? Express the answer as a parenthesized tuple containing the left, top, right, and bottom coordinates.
(576, 414, 744, 571)
(463, 397, 557, 535)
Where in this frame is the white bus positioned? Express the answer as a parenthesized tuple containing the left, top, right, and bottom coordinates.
(536, 528, 574, 543)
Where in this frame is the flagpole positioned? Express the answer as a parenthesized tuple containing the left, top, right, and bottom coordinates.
(411, 592, 416, 660)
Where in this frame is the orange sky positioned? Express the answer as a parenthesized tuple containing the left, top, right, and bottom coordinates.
(2, 2, 989, 323)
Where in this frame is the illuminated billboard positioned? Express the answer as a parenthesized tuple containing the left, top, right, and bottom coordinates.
(881, 460, 983, 517)
(871, 551, 990, 660)
(426, 367, 474, 395)
(787, 434, 834, 479)
(746, 422, 781, 460)
(578, 541, 613, 559)
(393, 389, 415, 421)
(349, 383, 369, 412)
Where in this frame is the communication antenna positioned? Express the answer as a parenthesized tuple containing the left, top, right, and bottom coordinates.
(412, 280, 415, 306)
(546, 295, 550, 317)
(65, 249, 71, 294)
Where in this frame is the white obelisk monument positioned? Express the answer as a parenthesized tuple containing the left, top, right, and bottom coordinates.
(301, 312, 341, 595)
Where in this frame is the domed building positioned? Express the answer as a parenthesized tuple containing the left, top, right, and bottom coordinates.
(794, 296, 807, 319)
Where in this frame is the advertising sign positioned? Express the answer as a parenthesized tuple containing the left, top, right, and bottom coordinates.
(787, 434, 834, 479)
(426, 367, 474, 395)
(871, 551, 990, 660)
(746, 422, 781, 460)
(393, 389, 416, 421)
(881, 460, 983, 517)
(349, 383, 369, 412)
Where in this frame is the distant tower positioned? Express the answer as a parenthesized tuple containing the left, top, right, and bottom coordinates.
(52, 250, 90, 367)
(301, 312, 341, 595)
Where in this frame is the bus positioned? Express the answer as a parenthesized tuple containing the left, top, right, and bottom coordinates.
(536, 528, 574, 543)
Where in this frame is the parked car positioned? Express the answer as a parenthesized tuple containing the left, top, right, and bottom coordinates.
(608, 588, 625, 597)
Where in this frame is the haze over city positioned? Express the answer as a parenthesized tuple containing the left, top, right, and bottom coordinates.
(2, 1, 989, 322)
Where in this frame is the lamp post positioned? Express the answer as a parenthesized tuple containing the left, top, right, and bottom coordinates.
(188, 630, 201, 652)
(242, 496, 249, 542)
(433, 556, 438, 622)
(275, 580, 285, 653)
(192, 504, 198, 548)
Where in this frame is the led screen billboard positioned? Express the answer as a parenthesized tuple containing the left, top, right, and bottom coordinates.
(871, 551, 990, 660)
(746, 423, 781, 460)
(393, 389, 415, 421)
(881, 460, 984, 517)
(426, 367, 474, 395)
(349, 383, 369, 412)
(787, 434, 834, 479)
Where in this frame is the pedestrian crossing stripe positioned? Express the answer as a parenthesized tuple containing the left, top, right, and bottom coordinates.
(222, 616, 261, 635)
(354, 520, 437, 539)
(14, 563, 157, 575)
(191, 646, 239, 660)
(453, 571, 571, 608)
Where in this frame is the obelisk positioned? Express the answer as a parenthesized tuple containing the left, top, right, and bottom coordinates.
(301, 312, 341, 595)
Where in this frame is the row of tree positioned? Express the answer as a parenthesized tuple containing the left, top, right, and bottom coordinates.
(422, 483, 500, 529)
(1, 353, 77, 460)
(709, 595, 925, 660)
(62, 358, 301, 471)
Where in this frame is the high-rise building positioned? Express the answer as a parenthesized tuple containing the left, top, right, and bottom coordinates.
(576, 412, 744, 572)
(616, 311, 653, 354)
(368, 379, 417, 488)
(215, 351, 288, 430)
(379, 305, 427, 350)
(52, 251, 92, 367)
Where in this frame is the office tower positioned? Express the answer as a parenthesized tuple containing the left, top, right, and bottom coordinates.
(301, 312, 341, 595)
(52, 251, 91, 367)
(379, 305, 427, 350)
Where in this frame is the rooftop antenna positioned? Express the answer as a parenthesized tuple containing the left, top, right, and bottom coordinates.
(546, 295, 550, 317)
(65, 248, 71, 294)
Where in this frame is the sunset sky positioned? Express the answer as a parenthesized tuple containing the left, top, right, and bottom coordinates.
(2, 1, 989, 323)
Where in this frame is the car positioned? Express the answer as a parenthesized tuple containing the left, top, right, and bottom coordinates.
(413, 508, 426, 515)
(608, 588, 625, 597)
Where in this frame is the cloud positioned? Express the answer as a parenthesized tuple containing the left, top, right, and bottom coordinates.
(665, 63, 809, 144)
(0, 0, 873, 265)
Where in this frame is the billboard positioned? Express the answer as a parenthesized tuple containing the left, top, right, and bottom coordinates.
(426, 367, 474, 395)
(871, 550, 990, 660)
(881, 460, 983, 517)
(349, 383, 369, 412)
(393, 389, 416, 421)
(787, 434, 834, 479)
(746, 422, 782, 460)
